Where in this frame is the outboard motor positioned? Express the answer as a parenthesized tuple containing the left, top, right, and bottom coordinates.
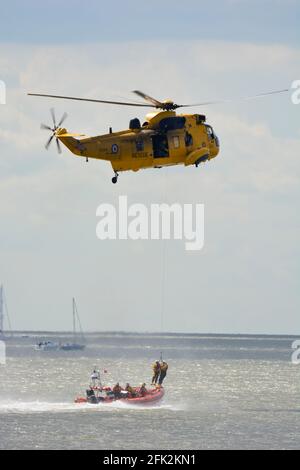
(86, 388, 97, 404)
(129, 118, 141, 130)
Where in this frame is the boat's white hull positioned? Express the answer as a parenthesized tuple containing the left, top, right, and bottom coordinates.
(34, 342, 59, 351)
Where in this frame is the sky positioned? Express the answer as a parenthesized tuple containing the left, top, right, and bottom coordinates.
(0, 0, 299, 334)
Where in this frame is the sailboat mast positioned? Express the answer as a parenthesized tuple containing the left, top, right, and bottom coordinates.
(0, 285, 3, 334)
(72, 297, 76, 339)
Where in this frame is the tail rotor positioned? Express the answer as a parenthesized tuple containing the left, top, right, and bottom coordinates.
(41, 108, 68, 154)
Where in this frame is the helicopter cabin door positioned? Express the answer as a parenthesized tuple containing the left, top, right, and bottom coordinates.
(152, 116, 186, 161)
(167, 129, 186, 161)
(152, 134, 169, 158)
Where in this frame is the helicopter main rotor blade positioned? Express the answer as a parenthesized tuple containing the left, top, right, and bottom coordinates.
(29, 87, 289, 112)
(132, 90, 163, 107)
(28, 93, 153, 107)
(178, 88, 289, 108)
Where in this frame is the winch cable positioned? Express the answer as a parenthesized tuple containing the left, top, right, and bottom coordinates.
(159, 168, 168, 362)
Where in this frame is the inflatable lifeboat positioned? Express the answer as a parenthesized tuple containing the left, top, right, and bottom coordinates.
(75, 385, 164, 406)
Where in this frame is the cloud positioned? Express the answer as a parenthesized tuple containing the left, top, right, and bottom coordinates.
(0, 40, 299, 333)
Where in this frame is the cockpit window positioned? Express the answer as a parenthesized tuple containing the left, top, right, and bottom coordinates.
(185, 132, 193, 147)
(205, 125, 214, 140)
(158, 117, 186, 132)
(195, 114, 206, 124)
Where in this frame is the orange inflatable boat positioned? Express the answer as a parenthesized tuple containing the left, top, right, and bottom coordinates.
(75, 385, 164, 405)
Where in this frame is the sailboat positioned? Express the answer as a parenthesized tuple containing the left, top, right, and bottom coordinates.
(0, 285, 13, 339)
(60, 297, 86, 351)
(34, 340, 59, 351)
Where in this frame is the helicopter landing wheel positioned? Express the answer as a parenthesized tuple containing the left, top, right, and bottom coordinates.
(112, 173, 119, 184)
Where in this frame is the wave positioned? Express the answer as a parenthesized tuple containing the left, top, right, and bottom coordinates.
(0, 399, 183, 414)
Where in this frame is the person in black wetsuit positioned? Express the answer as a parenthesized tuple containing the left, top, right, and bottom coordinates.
(158, 361, 168, 385)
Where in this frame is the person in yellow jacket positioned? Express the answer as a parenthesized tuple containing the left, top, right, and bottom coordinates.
(158, 361, 168, 385)
(151, 361, 161, 385)
(113, 382, 122, 399)
(125, 383, 136, 397)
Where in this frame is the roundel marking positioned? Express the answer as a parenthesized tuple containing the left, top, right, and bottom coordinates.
(111, 144, 119, 154)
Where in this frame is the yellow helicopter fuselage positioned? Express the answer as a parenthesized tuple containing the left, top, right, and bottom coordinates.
(56, 111, 220, 179)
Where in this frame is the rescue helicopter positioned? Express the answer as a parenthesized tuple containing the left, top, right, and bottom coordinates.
(28, 88, 288, 183)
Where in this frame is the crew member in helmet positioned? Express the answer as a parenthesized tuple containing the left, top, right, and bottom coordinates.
(139, 383, 147, 397)
(158, 361, 168, 385)
(151, 361, 161, 385)
(113, 382, 122, 399)
(125, 383, 136, 397)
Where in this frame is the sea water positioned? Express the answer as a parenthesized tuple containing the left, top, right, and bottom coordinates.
(0, 333, 299, 450)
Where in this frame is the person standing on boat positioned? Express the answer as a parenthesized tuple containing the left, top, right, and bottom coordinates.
(158, 361, 168, 385)
(151, 361, 161, 385)
(90, 369, 101, 388)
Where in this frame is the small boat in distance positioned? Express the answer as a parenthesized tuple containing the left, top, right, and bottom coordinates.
(60, 297, 85, 351)
(35, 340, 59, 351)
